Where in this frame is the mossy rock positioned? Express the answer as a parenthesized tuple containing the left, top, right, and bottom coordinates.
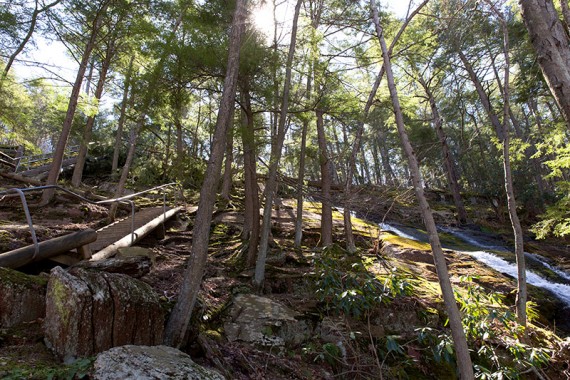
(0, 267, 47, 328)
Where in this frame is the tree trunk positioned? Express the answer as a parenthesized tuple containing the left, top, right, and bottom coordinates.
(371, 1, 474, 377)
(488, 2, 528, 327)
(254, 0, 302, 289)
(112, 57, 135, 174)
(294, 118, 309, 248)
(108, 121, 141, 222)
(316, 109, 333, 247)
(417, 75, 468, 224)
(163, 124, 172, 180)
(220, 125, 234, 201)
(41, 0, 110, 205)
(458, 51, 505, 141)
(72, 40, 116, 187)
(343, 0, 428, 252)
(519, 0, 570, 130)
(239, 85, 260, 267)
(163, 0, 247, 348)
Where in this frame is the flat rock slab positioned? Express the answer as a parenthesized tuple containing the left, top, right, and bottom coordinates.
(44, 267, 165, 363)
(92, 345, 225, 380)
(0, 267, 47, 328)
(224, 294, 311, 347)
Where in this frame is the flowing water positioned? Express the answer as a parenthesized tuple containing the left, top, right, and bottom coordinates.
(380, 223, 570, 308)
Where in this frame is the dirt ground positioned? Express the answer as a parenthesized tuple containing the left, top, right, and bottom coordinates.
(1, 177, 570, 379)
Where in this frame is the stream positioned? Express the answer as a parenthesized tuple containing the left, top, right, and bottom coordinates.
(379, 222, 570, 309)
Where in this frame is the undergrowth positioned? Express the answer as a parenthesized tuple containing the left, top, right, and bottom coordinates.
(313, 245, 558, 378)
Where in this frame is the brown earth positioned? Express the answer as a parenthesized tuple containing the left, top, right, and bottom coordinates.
(1, 177, 569, 379)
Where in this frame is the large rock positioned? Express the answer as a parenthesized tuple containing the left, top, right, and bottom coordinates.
(0, 267, 47, 328)
(44, 267, 165, 363)
(92, 345, 225, 380)
(224, 294, 311, 347)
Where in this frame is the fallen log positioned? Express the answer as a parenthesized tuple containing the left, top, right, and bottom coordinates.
(0, 171, 43, 186)
(72, 255, 151, 278)
(0, 229, 97, 269)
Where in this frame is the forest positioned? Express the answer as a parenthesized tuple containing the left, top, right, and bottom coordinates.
(1, 0, 570, 378)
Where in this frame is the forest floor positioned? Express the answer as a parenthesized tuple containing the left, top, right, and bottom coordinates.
(1, 176, 570, 379)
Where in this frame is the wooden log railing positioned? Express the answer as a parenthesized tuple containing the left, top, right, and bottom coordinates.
(0, 229, 97, 269)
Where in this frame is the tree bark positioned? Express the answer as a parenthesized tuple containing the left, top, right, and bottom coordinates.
(316, 109, 333, 247)
(371, 1, 474, 377)
(294, 118, 309, 248)
(239, 86, 260, 267)
(519, 0, 570, 130)
(220, 125, 234, 201)
(164, 0, 247, 348)
(41, 0, 110, 205)
(254, 0, 302, 289)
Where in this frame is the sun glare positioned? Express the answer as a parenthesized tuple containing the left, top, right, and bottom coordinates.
(251, 2, 275, 40)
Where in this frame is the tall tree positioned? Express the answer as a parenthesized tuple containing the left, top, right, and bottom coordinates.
(254, 0, 302, 288)
(458, 42, 527, 328)
(239, 81, 260, 267)
(41, 0, 111, 204)
(371, 1, 474, 377)
(343, 0, 428, 252)
(164, 0, 247, 348)
(71, 38, 116, 186)
(316, 108, 333, 246)
(416, 71, 468, 224)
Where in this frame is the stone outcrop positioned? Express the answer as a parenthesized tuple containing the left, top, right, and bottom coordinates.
(224, 294, 311, 347)
(44, 267, 165, 363)
(92, 345, 225, 380)
(0, 267, 47, 328)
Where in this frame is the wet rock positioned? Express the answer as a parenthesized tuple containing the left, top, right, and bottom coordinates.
(44, 267, 165, 363)
(92, 345, 225, 380)
(224, 294, 311, 347)
(381, 241, 434, 265)
(0, 267, 47, 328)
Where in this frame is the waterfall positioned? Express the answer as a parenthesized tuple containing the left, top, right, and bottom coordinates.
(380, 223, 570, 308)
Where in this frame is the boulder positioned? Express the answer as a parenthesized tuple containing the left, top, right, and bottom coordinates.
(0, 267, 47, 328)
(224, 294, 311, 347)
(44, 267, 165, 363)
(92, 345, 225, 380)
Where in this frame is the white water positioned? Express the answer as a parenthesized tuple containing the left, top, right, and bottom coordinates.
(441, 227, 570, 284)
(467, 251, 570, 306)
(525, 252, 570, 283)
(379, 222, 419, 241)
(438, 226, 506, 251)
(382, 223, 570, 308)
